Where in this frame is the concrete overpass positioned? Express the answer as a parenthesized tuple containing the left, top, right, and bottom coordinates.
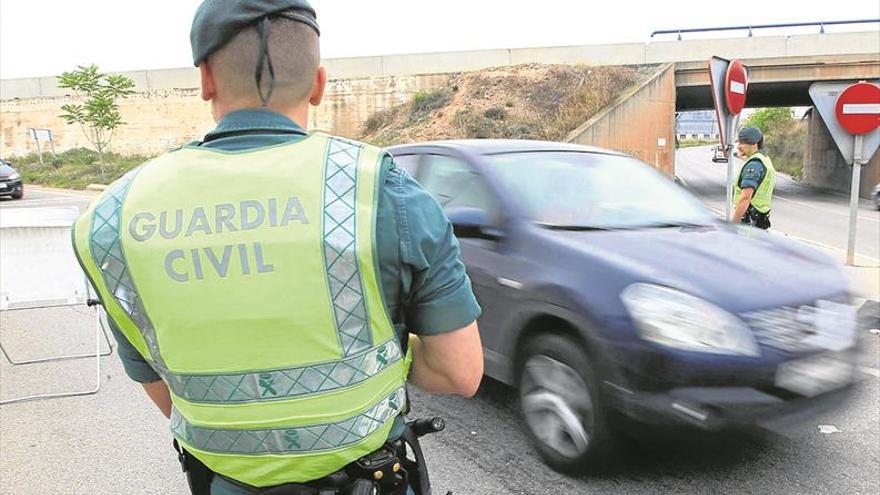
(2, 30, 878, 193)
(676, 54, 880, 110)
(3, 31, 878, 99)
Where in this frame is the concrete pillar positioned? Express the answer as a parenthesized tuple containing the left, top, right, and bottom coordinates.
(803, 108, 880, 199)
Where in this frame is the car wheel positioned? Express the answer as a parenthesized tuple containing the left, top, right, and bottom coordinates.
(517, 333, 614, 473)
(11, 189, 23, 199)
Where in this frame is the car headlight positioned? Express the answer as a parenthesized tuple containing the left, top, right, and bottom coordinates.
(8, 172, 20, 180)
(621, 283, 760, 357)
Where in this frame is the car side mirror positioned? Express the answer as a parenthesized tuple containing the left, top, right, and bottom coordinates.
(446, 207, 502, 241)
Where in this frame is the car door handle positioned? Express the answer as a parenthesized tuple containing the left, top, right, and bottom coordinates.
(496, 277, 523, 290)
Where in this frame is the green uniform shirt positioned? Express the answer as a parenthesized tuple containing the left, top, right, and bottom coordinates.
(104, 109, 480, 494)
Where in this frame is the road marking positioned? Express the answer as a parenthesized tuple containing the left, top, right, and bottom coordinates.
(10, 197, 91, 205)
(672, 402, 709, 422)
(779, 233, 880, 265)
(497, 277, 524, 290)
(818, 425, 841, 434)
(773, 195, 880, 224)
(24, 188, 94, 198)
(857, 366, 880, 378)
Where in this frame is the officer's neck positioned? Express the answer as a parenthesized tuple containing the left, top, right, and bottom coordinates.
(214, 101, 310, 130)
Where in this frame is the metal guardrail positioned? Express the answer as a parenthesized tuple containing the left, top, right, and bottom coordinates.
(651, 19, 880, 40)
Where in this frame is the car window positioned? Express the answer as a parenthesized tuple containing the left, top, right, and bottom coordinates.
(391, 154, 420, 176)
(419, 155, 497, 218)
(483, 151, 714, 229)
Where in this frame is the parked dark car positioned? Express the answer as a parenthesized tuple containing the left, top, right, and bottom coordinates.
(0, 159, 24, 199)
(389, 140, 858, 473)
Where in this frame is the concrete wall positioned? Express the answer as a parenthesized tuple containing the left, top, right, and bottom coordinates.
(2, 31, 877, 160)
(803, 110, 880, 199)
(565, 65, 677, 175)
(1, 90, 213, 157)
(0, 74, 452, 157)
(2, 31, 877, 99)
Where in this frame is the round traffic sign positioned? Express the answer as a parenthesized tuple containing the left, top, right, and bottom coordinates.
(835, 82, 880, 135)
(725, 60, 748, 115)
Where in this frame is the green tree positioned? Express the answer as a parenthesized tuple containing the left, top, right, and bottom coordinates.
(743, 107, 806, 178)
(743, 107, 793, 133)
(57, 64, 136, 182)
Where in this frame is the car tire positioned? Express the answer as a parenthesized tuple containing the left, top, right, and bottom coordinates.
(11, 189, 23, 199)
(517, 333, 614, 473)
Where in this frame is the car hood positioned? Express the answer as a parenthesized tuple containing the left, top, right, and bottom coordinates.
(546, 224, 848, 312)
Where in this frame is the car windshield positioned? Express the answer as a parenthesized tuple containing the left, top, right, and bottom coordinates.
(483, 151, 715, 229)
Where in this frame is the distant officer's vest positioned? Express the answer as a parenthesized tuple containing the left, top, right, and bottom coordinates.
(72, 134, 411, 487)
(733, 151, 776, 214)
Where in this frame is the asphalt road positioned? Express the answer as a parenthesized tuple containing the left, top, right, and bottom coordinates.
(674, 146, 880, 263)
(1, 185, 879, 495)
(0, 186, 94, 211)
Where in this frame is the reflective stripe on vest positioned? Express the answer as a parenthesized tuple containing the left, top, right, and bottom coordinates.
(164, 338, 402, 403)
(171, 387, 406, 454)
(733, 152, 776, 215)
(72, 134, 411, 487)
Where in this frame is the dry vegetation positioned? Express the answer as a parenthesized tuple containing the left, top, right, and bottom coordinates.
(360, 64, 656, 147)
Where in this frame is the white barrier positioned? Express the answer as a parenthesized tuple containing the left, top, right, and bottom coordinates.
(0, 206, 113, 405)
(0, 207, 86, 310)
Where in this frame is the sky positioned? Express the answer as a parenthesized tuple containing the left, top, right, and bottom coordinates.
(1, 0, 878, 79)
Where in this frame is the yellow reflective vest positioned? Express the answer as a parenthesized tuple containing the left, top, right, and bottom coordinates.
(733, 151, 776, 215)
(72, 134, 411, 487)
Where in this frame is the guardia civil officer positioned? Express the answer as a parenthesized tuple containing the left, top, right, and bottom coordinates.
(72, 2, 483, 494)
(732, 126, 776, 229)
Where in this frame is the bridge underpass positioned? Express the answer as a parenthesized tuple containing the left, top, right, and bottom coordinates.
(673, 54, 880, 197)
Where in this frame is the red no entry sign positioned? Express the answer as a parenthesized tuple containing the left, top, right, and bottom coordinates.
(724, 60, 747, 115)
(835, 82, 880, 135)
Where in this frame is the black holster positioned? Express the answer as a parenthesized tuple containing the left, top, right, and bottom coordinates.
(742, 205, 771, 230)
(402, 424, 437, 495)
(174, 439, 214, 495)
(173, 438, 425, 495)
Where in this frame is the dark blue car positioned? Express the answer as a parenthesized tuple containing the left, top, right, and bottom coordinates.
(0, 159, 24, 199)
(389, 140, 858, 472)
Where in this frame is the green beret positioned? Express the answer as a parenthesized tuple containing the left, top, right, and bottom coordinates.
(191, 0, 319, 66)
(738, 127, 763, 145)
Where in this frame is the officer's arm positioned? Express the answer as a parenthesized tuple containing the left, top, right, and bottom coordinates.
(105, 318, 172, 417)
(390, 165, 484, 397)
(142, 380, 172, 418)
(733, 188, 754, 223)
(408, 321, 483, 397)
(732, 161, 763, 223)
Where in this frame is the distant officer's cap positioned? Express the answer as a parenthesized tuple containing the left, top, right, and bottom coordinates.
(738, 127, 763, 145)
(190, 0, 320, 66)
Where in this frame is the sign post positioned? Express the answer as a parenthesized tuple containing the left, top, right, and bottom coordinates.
(836, 82, 880, 265)
(708, 57, 749, 221)
(29, 128, 55, 166)
(809, 81, 880, 266)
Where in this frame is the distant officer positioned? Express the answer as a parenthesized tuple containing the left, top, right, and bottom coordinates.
(732, 126, 776, 229)
(71, 1, 483, 494)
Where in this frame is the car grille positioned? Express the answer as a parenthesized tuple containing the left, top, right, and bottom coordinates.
(740, 299, 855, 353)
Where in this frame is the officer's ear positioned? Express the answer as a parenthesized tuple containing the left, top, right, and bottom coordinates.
(308, 66, 327, 107)
(199, 63, 217, 103)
